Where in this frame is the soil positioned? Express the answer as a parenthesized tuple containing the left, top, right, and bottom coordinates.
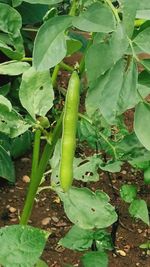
(0, 151, 150, 267)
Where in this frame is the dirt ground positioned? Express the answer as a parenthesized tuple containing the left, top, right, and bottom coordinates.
(0, 153, 149, 267)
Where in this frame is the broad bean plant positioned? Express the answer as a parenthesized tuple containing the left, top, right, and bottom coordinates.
(0, 0, 150, 266)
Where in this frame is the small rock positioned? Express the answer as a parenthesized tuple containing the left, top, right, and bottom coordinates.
(117, 250, 127, 257)
(124, 245, 130, 252)
(136, 263, 140, 266)
(22, 175, 30, 183)
(121, 170, 127, 175)
(41, 217, 51, 226)
(9, 189, 14, 193)
(21, 157, 30, 163)
(52, 216, 59, 223)
(9, 207, 17, 213)
(10, 218, 17, 222)
(138, 229, 142, 234)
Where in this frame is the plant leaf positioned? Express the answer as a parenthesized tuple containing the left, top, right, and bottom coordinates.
(33, 16, 72, 70)
(0, 145, 15, 183)
(73, 2, 116, 33)
(0, 225, 48, 267)
(81, 251, 108, 267)
(0, 61, 30, 76)
(120, 184, 137, 203)
(57, 187, 117, 229)
(129, 199, 149, 225)
(19, 67, 54, 119)
(59, 225, 93, 251)
(134, 102, 150, 151)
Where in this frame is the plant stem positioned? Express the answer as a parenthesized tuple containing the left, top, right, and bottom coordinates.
(69, 0, 77, 16)
(21, 57, 32, 62)
(22, 27, 38, 32)
(60, 61, 74, 72)
(51, 64, 60, 87)
(20, 113, 63, 225)
(105, 0, 120, 23)
(30, 129, 41, 181)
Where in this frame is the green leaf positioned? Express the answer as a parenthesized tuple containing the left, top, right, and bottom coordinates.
(0, 61, 30, 76)
(66, 38, 82, 56)
(0, 108, 30, 138)
(0, 3, 24, 59)
(19, 67, 54, 119)
(129, 199, 149, 225)
(120, 184, 137, 203)
(0, 225, 48, 267)
(140, 59, 150, 72)
(33, 16, 72, 70)
(133, 27, 150, 54)
(86, 59, 138, 123)
(100, 161, 122, 173)
(35, 259, 48, 267)
(73, 155, 101, 182)
(140, 241, 150, 249)
(120, 0, 140, 37)
(85, 24, 128, 84)
(134, 102, 150, 151)
(59, 225, 93, 251)
(12, 0, 62, 6)
(0, 145, 15, 183)
(0, 95, 12, 111)
(94, 229, 113, 251)
(73, 2, 116, 33)
(10, 131, 32, 159)
(57, 187, 117, 229)
(81, 252, 108, 267)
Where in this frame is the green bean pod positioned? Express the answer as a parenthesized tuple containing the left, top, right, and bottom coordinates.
(59, 71, 80, 192)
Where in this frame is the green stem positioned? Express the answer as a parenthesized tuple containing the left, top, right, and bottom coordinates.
(127, 37, 140, 62)
(21, 57, 32, 62)
(51, 64, 60, 87)
(60, 61, 74, 72)
(30, 129, 41, 181)
(69, 0, 77, 16)
(78, 113, 117, 160)
(105, 0, 120, 23)
(20, 113, 63, 225)
(22, 27, 38, 32)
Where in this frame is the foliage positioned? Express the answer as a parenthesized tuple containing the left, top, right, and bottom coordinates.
(0, 0, 150, 266)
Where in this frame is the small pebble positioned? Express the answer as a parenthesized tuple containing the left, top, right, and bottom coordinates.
(9, 207, 17, 213)
(41, 217, 51, 226)
(117, 250, 127, 257)
(121, 170, 127, 175)
(52, 216, 59, 223)
(10, 218, 17, 222)
(137, 229, 142, 234)
(22, 175, 30, 183)
(136, 263, 140, 266)
(21, 157, 30, 163)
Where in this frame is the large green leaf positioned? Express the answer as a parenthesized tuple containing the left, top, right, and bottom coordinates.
(0, 145, 15, 183)
(0, 3, 24, 59)
(33, 16, 72, 70)
(0, 225, 48, 267)
(73, 2, 116, 33)
(57, 187, 117, 229)
(0, 61, 30, 75)
(13, 0, 62, 6)
(85, 24, 128, 84)
(129, 199, 150, 225)
(120, 0, 140, 37)
(35, 260, 48, 267)
(81, 252, 108, 267)
(59, 225, 93, 251)
(86, 59, 138, 123)
(133, 27, 150, 54)
(19, 67, 54, 119)
(134, 102, 150, 151)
